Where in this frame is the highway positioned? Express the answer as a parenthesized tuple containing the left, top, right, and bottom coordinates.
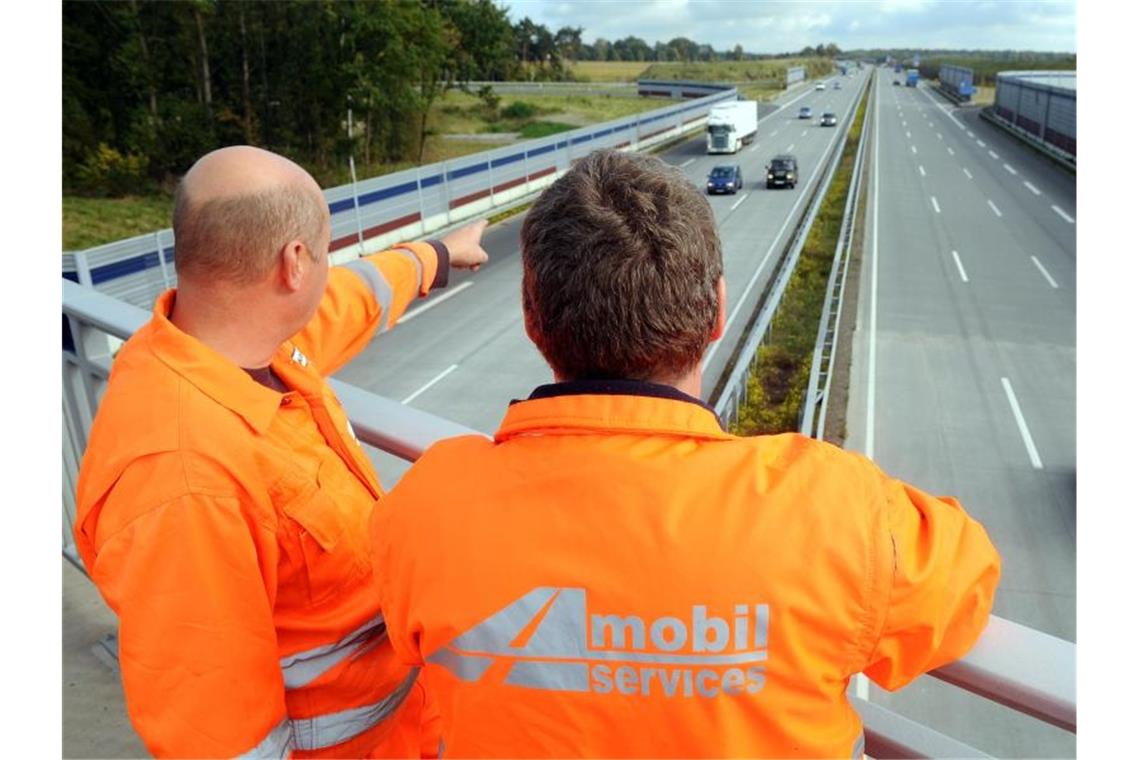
(846, 69, 1076, 756)
(336, 70, 872, 484)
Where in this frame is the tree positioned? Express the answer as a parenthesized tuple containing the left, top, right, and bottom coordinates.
(733, 43, 744, 61)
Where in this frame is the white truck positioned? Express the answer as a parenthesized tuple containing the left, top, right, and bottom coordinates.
(705, 100, 758, 154)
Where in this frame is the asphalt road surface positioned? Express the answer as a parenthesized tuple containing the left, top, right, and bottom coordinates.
(846, 69, 1076, 757)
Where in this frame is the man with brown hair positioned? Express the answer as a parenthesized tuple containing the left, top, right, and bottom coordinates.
(370, 148, 1000, 757)
(75, 145, 488, 758)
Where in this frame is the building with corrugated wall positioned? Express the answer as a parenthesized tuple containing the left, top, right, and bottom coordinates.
(993, 71, 1076, 162)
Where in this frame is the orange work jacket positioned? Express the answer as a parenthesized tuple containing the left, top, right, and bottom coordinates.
(75, 243, 445, 758)
(373, 380, 1001, 758)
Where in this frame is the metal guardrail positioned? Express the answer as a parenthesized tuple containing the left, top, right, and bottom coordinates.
(62, 262, 1074, 752)
(799, 75, 871, 438)
(711, 73, 871, 423)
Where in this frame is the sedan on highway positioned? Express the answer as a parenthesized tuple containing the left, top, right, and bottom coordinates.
(815, 81, 826, 91)
(766, 155, 798, 189)
(820, 112, 838, 127)
(706, 164, 743, 195)
(833, 81, 842, 90)
(798, 106, 812, 119)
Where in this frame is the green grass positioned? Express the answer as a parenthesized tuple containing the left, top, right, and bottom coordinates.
(730, 80, 870, 436)
(570, 61, 652, 82)
(641, 57, 833, 83)
(64, 194, 174, 251)
(518, 121, 578, 138)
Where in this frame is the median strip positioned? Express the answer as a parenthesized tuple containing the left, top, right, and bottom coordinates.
(728, 78, 870, 435)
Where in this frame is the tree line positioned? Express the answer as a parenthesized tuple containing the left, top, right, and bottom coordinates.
(64, 0, 840, 196)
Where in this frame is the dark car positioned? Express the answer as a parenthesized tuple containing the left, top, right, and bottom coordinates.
(833, 80, 842, 89)
(706, 164, 743, 195)
(820, 112, 838, 127)
(766, 154, 798, 189)
(893, 79, 901, 86)
(798, 106, 813, 119)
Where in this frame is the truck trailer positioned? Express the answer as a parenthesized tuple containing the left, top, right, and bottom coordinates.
(706, 101, 758, 154)
(906, 69, 919, 87)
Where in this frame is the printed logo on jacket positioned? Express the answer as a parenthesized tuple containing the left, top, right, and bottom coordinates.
(427, 587, 769, 698)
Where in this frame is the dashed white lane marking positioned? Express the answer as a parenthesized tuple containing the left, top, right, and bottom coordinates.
(787, 143, 795, 151)
(730, 192, 750, 211)
(988, 149, 999, 159)
(977, 139, 987, 148)
(951, 250, 969, 282)
(918, 165, 926, 177)
(988, 199, 1003, 217)
(402, 364, 459, 405)
(937, 132, 943, 140)
(906, 130, 911, 138)
(963, 167, 973, 179)
(680, 158, 695, 168)
(947, 147, 955, 156)
(1052, 205, 1075, 224)
(399, 282, 474, 324)
(1031, 255, 1059, 289)
(911, 145, 917, 154)
(1001, 377, 1044, 470)
(931, 196, 941, 214)
(1003, 163, 1017, 175)
(1024, 181, 1042, 195)
(967, 130, 975, 138)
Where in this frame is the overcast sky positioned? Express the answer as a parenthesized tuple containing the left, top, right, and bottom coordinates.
(504, 0, 1076, 54)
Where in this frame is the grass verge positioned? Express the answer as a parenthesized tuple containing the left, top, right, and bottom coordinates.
(730, 80, 870, 436)
(570, 61, 651, 82)
(63, 195, 174, 251)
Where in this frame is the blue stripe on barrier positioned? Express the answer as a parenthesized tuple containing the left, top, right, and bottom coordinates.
(420, 174, 443, 189)
(63, 271, 79, 283)
(593, 128, 613, 139)
(491, 153, 524, 168)
(360, 180, 418, 207)
(449, 162, 489, 181)
(91, 252, 161, 284)
(571, 134, 591, 145)
(329, 197, 356, 215)
(528, 144, 556, 158)
(556, 141, 568, 149)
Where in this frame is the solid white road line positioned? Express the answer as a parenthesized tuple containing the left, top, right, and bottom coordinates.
(951, 250, 969, 282)
(866, 66, 881, 488)
(1023, 181, 1042, 196)
(680, 158, 695, 168)
(911, 145, 917, 154)
(988, 149, 999, 159)
(947, 147, 955, 156)
(988, 199, 1003, 217)
(730, 192, 750, 211)
(918, 165, 926, 177)
(398, 281, 474, 324)
(1052, 205, 1076, 224)
(1031, 255, 1059, 288)
(402, 364, 459, 405)
(915, 83, 967, 130)
(1003, 163, 1017, 175)
(1001, 377, 1044, 469)
(963, 167, 973, 179)
(931, 195, 941, 214)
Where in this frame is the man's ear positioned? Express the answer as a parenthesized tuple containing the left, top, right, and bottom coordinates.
(279, 240, 308, 292)
(710, 276, 727, 341)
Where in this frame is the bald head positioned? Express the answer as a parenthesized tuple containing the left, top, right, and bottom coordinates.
(173, 146, 328, 285)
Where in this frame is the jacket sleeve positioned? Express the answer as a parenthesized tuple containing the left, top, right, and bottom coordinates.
(861, 475, 1002, 691)
(291, 242, 447, 376)
(86, 492, 289, 758)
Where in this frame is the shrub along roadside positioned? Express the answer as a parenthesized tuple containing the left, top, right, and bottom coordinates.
(731, 81, 870, 436)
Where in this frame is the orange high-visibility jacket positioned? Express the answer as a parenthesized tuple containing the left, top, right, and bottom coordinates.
(75, 243, 447, 759)
(373, 380, 1001, 758)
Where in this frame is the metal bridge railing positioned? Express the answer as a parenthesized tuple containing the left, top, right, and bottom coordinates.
(62, 278, 1074, 756)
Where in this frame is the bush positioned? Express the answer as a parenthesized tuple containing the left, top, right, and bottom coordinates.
(75, 143, 150, 196)
(477, 85, 500, 118)
(502, 100, 539, 120)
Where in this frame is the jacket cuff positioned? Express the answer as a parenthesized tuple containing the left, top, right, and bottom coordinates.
(425, 239, 450, 290)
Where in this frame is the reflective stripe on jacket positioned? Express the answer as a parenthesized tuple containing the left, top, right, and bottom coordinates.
(373, 380, 1001, 758)
(75, 243, 443, 758)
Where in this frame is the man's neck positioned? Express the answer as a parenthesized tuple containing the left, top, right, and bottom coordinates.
(169, 287, 284, 369)
(552, 367, 702, 399)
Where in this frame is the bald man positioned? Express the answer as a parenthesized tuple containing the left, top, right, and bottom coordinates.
(74, 146, 488, 758)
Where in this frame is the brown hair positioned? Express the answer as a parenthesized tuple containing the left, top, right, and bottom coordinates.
(520, 149, 722, 381)
(172, 181, 325, 285)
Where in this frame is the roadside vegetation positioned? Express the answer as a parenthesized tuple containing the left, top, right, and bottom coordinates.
(569, 61, 651, 81)
(915, 52, 1075, 87)
(731, 79, 870, 436)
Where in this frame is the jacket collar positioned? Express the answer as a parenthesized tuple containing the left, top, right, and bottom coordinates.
(496, 379, 732, 443)
(145, 289, 289, 435)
